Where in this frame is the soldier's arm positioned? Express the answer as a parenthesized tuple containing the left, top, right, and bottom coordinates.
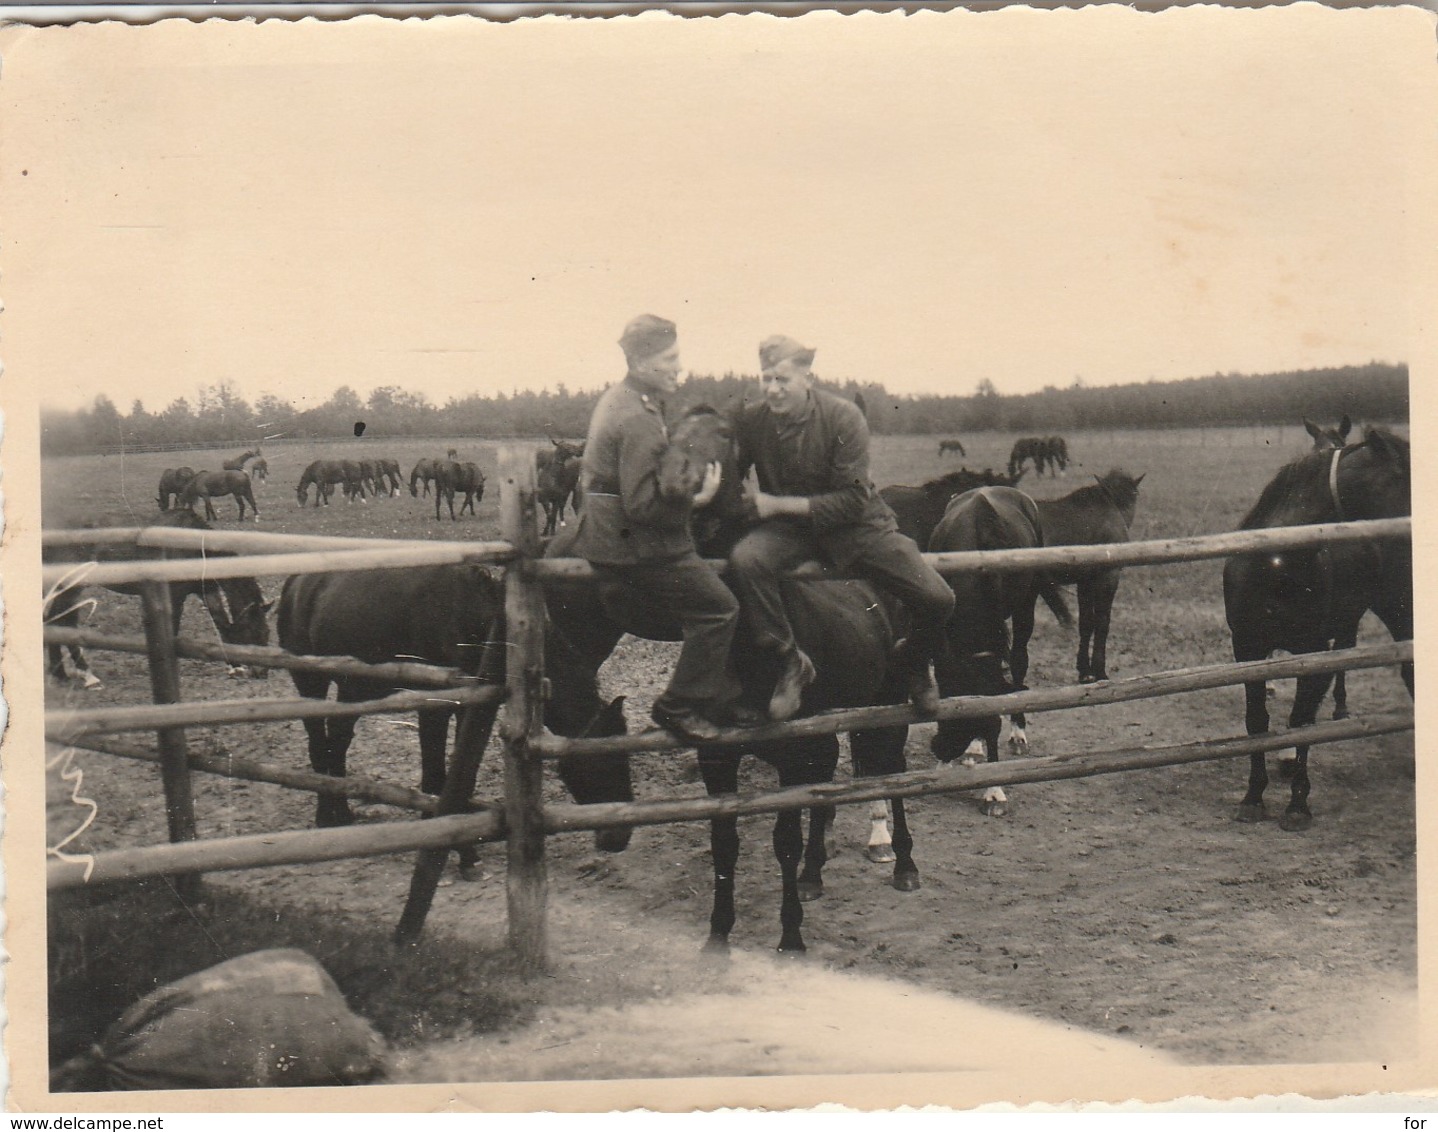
(619, 416, 690, 528)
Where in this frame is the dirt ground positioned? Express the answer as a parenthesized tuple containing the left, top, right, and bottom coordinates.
(41, 429, 1417, 1078)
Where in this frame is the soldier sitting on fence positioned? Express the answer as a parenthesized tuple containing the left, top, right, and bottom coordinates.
(571, 314, 755, 745)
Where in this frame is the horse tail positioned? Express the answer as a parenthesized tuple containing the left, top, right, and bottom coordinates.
(1038, 581, 1073, 628)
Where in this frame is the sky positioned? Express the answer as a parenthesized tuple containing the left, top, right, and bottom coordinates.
(3, 7, 1430, 413)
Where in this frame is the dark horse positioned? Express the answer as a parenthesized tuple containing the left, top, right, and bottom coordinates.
(276, 563, 633, 875)
(537, 448, 583, 536)
(409, 458, 438, 498)
(1037, 469, 1144, 685)
(297, 459, 349, 507)
(1305, 414, 1352, 452)
(937, 438, 967, 457)
(1008, 436, 1068, 479)
(180, 469, 261, 523)
(432, 461, 485, 520)
(375, 458, 403, 497)
(928, 487, 1072, 816)
(545, 406, 921, 954)
(46, 509, 272, 688)
(248, 457, 269, 484)
(880, 467, 1023, 549)
(156, 467, 197, 511)
(1223, 429, 1411, 831)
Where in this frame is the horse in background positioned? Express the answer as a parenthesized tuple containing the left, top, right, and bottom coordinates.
(180, 469, 261, 523)
(297, 459, 348, 507)
(880, 467, 1024, 550)
(1223, 429, 1411, 831)
(546, 405, 923, 955)
(409, 458, 438, 498)
(340, 460, 368, 503)
(1008, 436, 1069, 479)
(376, 459, 403, 497)
(1036, 469, 1144, 685)
(276, 563, 633, 877)
(432, 460, 485, 520)
(45, 509, 272, 688)
(156, 467, 197, 511)
(221, 448, 261, 472)
(248, 457, 269, 484)
(537, 448, 584, 536)
(938, 439, 967, 457)
(928, 486, 1072, 816)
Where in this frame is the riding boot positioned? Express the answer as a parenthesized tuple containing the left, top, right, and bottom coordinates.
(769, 647, 817, 721)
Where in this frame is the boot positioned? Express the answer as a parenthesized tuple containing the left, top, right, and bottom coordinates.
(769, 648, 817, 721)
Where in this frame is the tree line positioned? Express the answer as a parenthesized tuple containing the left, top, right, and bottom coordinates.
(41, 362, 1407, 456)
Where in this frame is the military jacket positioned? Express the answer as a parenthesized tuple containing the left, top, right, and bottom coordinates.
(572, 376, 694, 565)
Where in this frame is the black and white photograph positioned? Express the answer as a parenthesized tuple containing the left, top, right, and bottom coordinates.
(4, 3, 1434, 1112)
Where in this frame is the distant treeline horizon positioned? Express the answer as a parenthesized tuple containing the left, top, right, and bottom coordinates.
(41, 362, 1408, 456)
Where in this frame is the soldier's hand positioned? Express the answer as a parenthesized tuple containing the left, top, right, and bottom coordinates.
(693, 461, 723, 507)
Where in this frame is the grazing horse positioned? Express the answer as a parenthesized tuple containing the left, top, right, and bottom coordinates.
(359, 459, 380, 498)
(1008, 436, 1068, 479)
(1223, 429, 1411, 831)
(156, 467, 197, 511)
(1037, 469, 1144, 685)
(276, 564, 633, 875)
(546, 406, 921, 955)
(928, 487, 1072, 816)
(45, 509, 272, 688)
(409, 458, 438, 498)
(938, 439, 967, 457)
(296, 459, 349, 507)
(880, 467, 1024, 549)
(248, 457, 269, 484)
(432, 460, 484, 520)
(537, 449, 583, 536)
(180, 469, 261, 523)
(340, 460, 368, 503)
(376, 459, 403, 497)
(221, 448, 260, 472)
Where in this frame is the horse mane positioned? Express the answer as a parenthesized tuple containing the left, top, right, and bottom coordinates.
(918, 468, 1016, 495)
(1238, 450, 1327, 530)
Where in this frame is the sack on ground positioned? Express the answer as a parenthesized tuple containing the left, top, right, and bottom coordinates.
(75, 949, 386, 1090)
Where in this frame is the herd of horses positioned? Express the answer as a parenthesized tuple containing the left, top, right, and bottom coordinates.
(939, 435, 1071, 481)
(46, 413, 1411, 954)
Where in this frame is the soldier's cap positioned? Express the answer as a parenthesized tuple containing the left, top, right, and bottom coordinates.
(619, 314, 678, 362)
(759, 334, 816, 371)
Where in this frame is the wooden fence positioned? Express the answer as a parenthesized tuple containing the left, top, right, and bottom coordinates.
(43, 449, 1414, 974)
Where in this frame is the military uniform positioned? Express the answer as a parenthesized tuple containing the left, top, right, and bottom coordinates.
(730, 386, 955, 671)
(573, 373, 741, 725)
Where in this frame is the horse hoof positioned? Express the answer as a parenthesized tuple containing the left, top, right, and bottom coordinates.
(775, 942, 808, 958)
(457, 862, 484, 883)
(960, 755, 978, 768)
(1279, 811, 1313, 833)
(891, 870, 922, 893)
(797, 878, 824, 903)
(1080, 675, 1098, 685)
(80, 674, 103, 690)
(1008, 737, 1028, 756)
(701, 936, 731, 961)
(866, 844, 897, 864)
(1333, 707, 1350, 721)
(983, 801, 1007, 818)
(1234, 803, 1266, 824)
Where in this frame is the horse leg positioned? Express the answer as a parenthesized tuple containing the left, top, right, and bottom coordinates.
(699, 751, 742, 955)
(1279, 671, 1334, 832)
(865, 799, 896, 863)
(800, 804, 834, 902)
(981, 733, 1008, 816)
(1076, 579, 1096, 684)
(853, 725, 919, 891)
(68, 644, 102, 689)
(1007, 599, 1036, 754)
(1087, 573, 1120, 682)
(774, 807, 807, 953)
(315, 683, 367, 827)
(415, 706, 483, 879)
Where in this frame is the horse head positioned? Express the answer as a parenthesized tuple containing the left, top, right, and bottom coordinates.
(1342, 428, 1410, 520)
(1304, 414, 1353, 451)
(660, 404, 747, 556)
(1094, 468, 1145, 527)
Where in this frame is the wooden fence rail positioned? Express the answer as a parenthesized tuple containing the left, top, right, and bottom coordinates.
(47, 683, 505, 743)
(48, 710, 1412, 891)
(41, 516, 1410, 590)
(532, 640, 1412, 758)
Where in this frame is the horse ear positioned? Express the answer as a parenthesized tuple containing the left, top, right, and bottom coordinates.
(1303, 418, 1323, 442)
(1133, 473, 1146, 487)
(1338, 413, 1352, 440)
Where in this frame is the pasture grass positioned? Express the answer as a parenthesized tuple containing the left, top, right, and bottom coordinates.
(47, 878, 539, 1076)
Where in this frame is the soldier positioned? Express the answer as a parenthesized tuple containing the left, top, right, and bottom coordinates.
(730, 334, 955, 721)
(572, 314, 749, 744)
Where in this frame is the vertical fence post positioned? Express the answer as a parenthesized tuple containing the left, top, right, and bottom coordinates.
(499, 445, 548, 975)
(138, 579, 202, 901)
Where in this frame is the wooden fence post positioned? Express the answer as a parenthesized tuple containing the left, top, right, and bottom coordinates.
(138, 579, 202, 901)
(499, 445, 548, 975)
